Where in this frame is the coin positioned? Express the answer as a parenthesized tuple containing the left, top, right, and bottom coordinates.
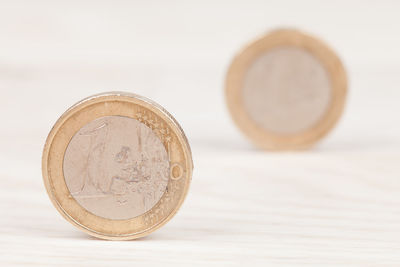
(42, 92, 193, 240)
(225, 29, 347, 150)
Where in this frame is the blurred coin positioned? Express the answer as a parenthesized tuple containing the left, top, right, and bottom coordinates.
(42, 92, 193, 240)
(225, 29, 347, 150)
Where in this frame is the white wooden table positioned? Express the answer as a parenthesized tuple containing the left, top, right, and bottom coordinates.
(1, 1, 400, 266)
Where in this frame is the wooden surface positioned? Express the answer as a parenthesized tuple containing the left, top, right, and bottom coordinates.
(1, 1, 400, 266)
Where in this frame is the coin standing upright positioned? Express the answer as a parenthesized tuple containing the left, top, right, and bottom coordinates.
(225, 29, 347, 150)
(42, 92, 193, 240)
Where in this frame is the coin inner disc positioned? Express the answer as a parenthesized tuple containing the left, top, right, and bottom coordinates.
(63, 116, 170, 220)
(242, 46, 332, 135)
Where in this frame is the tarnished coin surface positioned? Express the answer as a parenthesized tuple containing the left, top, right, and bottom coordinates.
(42, 92, 193, 240)
(225, 29, 347, 150)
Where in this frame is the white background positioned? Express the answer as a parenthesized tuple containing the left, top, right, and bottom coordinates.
(1, 0, 399, 266)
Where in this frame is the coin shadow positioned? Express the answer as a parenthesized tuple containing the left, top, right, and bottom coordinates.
(29, 220, 224, 241)
(43, 228, 225, 242)
(138, 225, 230, 242)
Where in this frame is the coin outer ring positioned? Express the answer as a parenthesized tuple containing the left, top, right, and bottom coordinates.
(42, 92, 193, 240)
(225, 29, 348, 150)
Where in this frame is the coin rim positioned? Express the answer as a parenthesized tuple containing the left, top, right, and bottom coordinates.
(225, 28, 348, 150)
(42, 92, 193, 240)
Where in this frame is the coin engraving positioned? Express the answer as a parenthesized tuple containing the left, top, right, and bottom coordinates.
(170, 163, 184, 180)
(135, 107, 172, 153)
(143, 180, 180, 226)
(135, 106, 183, 178)
(63, 115, 170, 220)
(242, 46, 332, 135)
(43, 92, 193, 239)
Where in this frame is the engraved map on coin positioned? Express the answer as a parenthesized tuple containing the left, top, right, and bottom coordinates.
(63, 116, 170, 220)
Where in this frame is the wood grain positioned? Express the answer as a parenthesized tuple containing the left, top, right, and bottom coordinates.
(1, 1, 400, 266)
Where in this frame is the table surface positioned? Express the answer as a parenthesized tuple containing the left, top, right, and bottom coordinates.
(1, 1, 400, 266)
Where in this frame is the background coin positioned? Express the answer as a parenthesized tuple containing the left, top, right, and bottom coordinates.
(225, 29, 347, 150)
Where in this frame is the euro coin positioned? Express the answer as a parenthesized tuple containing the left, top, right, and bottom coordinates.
(42, 92, 193, 240)
(225, 29, 347, 150)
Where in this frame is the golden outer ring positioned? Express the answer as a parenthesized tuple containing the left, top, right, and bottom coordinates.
(225, 29, 348, 150)
(42, 92, 193, 240)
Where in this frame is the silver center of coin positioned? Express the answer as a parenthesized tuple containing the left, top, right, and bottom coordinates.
(63, 115, 170, 220)
(242, 46, 332, 135)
